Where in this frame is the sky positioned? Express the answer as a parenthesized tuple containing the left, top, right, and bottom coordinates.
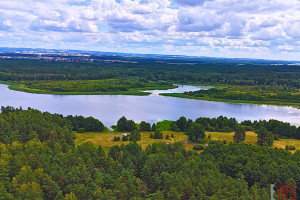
(1, 0, 300, 60)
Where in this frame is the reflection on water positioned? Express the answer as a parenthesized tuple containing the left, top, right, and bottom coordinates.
(144, 84, 207, 96)
(0, 84, 300, 127)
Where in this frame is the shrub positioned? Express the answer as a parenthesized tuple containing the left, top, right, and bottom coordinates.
(150, 133, 153, 138)
(193, 144, 205, 151)
(274, 134, 280, 140)
(197, 139, 207, 144)
(113, 136, 120, 141)
(129, 130, 141, 142)
(77, 128, 85, 133)
(122, 135, 129, 141)
(285, 145, 296, 150)
(165, 135, 170, 140)
(153, 130, 163, 139)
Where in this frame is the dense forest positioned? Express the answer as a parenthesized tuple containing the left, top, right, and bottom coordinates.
(1, 58, 300, 104)
(0, 107, 299, 199)
(181, 87, 300, 104)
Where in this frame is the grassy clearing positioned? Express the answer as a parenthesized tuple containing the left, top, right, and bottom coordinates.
(75, 130, 300, 153)
(209, 131, 300, 152)
(75, 131, 194, 150)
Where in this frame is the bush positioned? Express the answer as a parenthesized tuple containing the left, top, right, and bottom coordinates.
(122, 135, 129, 141)
(274, 134, 280, 140)
(77, 128, 85, 133)
(207, 134, 211, 139)
(150, 133, 154, 138)
(153, 130, 163, 139)
(197, 139, 207, 144)
(171, 134, 174, 138)
(165, 135, 170, 140)
(193, 144, 205, 150)
(113, 136, 120, 141)
(285, 145, 296, 150)
(129, 130, 141, 142)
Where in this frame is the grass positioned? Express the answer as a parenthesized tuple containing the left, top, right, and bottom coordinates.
(75, 130, 300, 153)
(209, 131, 300, 153)
(0, 81, 176, 96)
(75, 131, 194, 151)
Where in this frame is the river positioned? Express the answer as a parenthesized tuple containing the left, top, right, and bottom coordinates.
(0, 84, 300, 127)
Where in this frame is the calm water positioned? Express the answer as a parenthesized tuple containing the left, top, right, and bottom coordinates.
(144, 84, 209, 96)
(1, 84, 300, 127)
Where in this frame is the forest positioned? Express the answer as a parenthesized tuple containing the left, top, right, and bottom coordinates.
(0, 107, 299, 199)
(1, 58, 300, 105)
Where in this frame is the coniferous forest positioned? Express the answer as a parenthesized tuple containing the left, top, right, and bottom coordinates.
(0, 107, 299, 199)
(1, 57, 300, 105)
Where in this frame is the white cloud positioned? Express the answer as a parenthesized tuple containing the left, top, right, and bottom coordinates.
(0, 0, 300, 60)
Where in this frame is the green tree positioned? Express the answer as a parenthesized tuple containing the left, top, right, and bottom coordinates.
(126, 120, 137, 132)
(64, 193, 77, 200)
(186, 123, 205, 142)
(0, 183, 13, 200)
(170, 122, 180, 132)
(176, 116, 187, 131)
(233, 126, 246, 143)
(151, 123, 156, 131)
(257, 127, 274, 146)
(16, 182, 44, 200)
(140, 121, 151, 131)
(117, 116, 128, 132)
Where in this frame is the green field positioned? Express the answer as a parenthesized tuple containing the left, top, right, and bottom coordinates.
(75, 130, 300, 152)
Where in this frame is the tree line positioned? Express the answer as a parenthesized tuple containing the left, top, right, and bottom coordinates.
(0, 107, 299, 199)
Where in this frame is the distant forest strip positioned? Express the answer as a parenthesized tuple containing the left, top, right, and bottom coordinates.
(0, 106, 299, 199)
(2, 79, 175, 95)
(161, 86, 300, 107)
(1, 58, 300, 104)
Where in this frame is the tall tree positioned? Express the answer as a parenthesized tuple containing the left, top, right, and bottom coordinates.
(186, 123, 205, 142)
(233, 126, 246, 143)
(257, 127, 274, 146)
(117, 116, 128, 132)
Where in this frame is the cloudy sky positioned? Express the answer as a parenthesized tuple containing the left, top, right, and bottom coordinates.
(1, 0, 300, 60)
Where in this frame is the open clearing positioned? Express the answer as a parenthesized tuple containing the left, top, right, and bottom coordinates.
(75, 131, 300, 153)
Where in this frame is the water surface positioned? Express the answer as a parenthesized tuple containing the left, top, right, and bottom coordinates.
(0, 84, 300, 127)
(144, 84, 208, 96)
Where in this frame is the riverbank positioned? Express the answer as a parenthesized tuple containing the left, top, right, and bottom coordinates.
(1, 80, 300, 108)
(160, 92, 300, 108)
(0, 81, 177, 96)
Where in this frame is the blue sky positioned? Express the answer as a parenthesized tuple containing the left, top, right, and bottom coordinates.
(1, 0, 300, 60)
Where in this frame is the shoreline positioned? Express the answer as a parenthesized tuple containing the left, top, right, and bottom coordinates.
(1, 80, 299, 109)
(160, 93, 300, 109)
(0, 81, 176, 96)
